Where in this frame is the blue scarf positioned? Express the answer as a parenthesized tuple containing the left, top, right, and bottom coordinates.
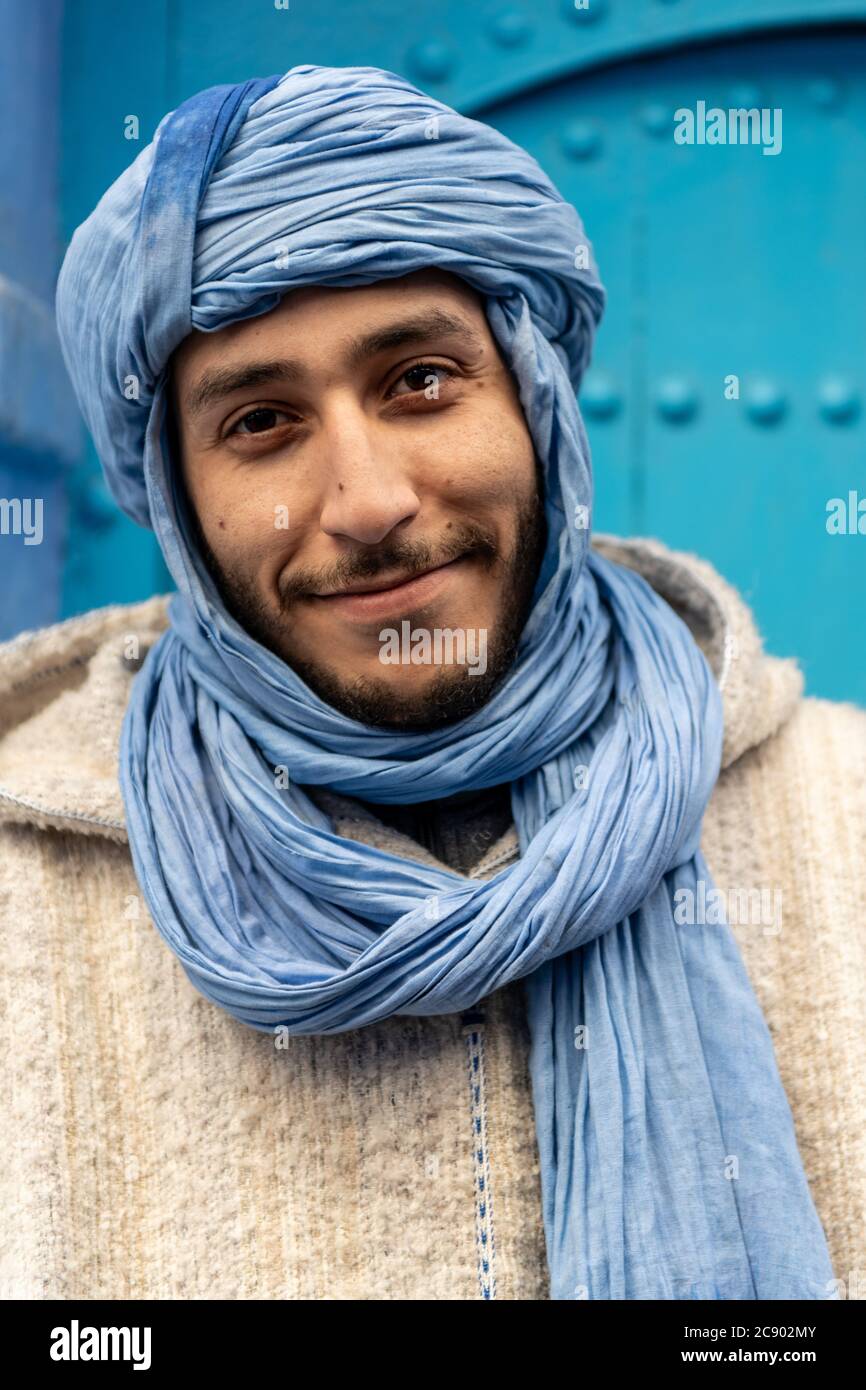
(55, 64, 834, 1299)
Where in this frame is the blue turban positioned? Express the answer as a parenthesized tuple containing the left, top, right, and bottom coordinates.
(55, 64, 834, 1300)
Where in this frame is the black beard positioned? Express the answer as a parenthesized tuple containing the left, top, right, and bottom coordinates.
(181, 478, 547, 733)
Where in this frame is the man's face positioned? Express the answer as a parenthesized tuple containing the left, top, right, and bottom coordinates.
(169, 268, 546, 729)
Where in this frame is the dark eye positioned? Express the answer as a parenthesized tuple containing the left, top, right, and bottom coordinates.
(390, 362, 455, 396)
(229, 407, 292, 436)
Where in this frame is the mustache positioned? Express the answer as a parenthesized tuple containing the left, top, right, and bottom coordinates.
(278, 520, 500, 607)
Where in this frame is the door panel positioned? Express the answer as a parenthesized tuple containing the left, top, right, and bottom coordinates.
(486, 27, 866, 702)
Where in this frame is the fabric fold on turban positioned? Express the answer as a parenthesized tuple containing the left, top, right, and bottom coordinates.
(55, 63, 835, 1301)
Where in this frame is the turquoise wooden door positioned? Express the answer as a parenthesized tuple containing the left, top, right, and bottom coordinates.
(485, 25, 866, 704)
(57, 0, 866, 702)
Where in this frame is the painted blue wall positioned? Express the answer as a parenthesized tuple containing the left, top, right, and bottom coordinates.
(4, 0, 864, 703)
(0, 0, 78, 636)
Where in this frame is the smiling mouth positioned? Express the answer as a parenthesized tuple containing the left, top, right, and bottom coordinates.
(311, 557, 467, 621)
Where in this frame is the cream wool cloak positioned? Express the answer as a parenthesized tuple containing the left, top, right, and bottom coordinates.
(0, 533, 864, 1300)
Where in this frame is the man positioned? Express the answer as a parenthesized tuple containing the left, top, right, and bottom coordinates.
(1, 64, 864, 1302)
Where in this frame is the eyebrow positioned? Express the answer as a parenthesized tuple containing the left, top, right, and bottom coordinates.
(182, 308, 485, 420)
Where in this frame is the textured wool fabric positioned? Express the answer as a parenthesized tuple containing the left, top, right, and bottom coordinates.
(53, 66, 835, 1298)
(1, 534, 864, 1300)
(357, 784, 514, 875)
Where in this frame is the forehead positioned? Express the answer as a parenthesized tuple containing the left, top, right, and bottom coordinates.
(170, 267, 486, 384)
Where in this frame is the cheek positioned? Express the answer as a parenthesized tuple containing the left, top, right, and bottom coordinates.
(436, 401, 536, 504)
(188, 465, 303, 572)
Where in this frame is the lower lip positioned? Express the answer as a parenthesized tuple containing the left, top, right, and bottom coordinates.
(314, 558, 466, 621)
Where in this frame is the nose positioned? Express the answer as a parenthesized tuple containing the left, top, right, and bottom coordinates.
(317, 398, 421, 545)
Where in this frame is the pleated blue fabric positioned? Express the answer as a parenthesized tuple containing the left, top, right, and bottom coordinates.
(55, 64, 835, 1299)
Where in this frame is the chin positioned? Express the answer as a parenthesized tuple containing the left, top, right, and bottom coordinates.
(281, 643, 502, 729)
